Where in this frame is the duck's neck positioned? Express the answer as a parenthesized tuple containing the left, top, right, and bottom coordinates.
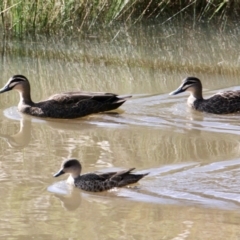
(17, 89, 34, 106)
(67, 175, 75, 185)
(71, 172, 81, 179)
(188, 91, 204, 107)
(189, 85, 203, 100)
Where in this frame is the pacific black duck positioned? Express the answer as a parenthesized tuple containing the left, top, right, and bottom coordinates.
(169, 77, 240, 114)
(0, 75, 131, 119)
(54, 159, 148, 192)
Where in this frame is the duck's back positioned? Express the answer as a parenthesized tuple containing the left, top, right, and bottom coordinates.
(193, 90, 240, 114)
(48, 91, 119, 103)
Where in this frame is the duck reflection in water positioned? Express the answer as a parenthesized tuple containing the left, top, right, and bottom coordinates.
(0, 116, 32, 149)
(0, 112, 127, 149)
(53, 188, 126, 211)
(54, 189, 82, 211)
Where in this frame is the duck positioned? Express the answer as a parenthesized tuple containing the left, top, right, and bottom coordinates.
(169, 76, 240, 114)
(53, 159, 149, 192)
(0, 75, 131, 119)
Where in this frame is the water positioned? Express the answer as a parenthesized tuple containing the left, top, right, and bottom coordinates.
(0, 24, 240, 239)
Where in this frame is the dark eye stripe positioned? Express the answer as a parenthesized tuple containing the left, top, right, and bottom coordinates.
(185, 80, 197, 84)
(64, 162, 72, 168)
(11, 79, 24, 83)
(10, 78, 25, 83)
(182, 81, 197, 89)
(182, 84, 191, 90)
(12, 75, 27, 79)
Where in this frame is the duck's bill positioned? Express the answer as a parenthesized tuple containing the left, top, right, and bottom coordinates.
(0, 84, 11, 93)
(53, 169, 65, 177)
(169, 87, 184, 95)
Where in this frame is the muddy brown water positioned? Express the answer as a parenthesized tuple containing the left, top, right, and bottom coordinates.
(0, 25, 240, 239)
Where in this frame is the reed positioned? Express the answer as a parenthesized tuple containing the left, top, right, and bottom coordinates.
(0, 0, 239, 37)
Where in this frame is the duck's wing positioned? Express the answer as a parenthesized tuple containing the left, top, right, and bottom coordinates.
(199, 90, 240, 114)
(214, 90, 240, 98)
(97, 171, 118, 179)
(48, 92, 130, 105)
(110, 168, 149, 187)
(47, 92, 94, 104)
(80, 173, 106, 181)
(110, 168, 136, 180)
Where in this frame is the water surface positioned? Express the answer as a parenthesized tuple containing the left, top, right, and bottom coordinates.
(0, 24, 240, 239)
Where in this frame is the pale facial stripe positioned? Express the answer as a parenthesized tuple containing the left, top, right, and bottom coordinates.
(8, 77, 26, 88)
(182, 81, 198, 90)
(182, 83, 193, 90)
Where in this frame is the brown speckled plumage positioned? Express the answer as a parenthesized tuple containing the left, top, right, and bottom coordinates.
(169, 77, 240, 114)
(53, 159, 149, 192)
(0, 75, 131, 119)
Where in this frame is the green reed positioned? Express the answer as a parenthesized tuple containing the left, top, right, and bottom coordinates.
(0, 0, 239, 37)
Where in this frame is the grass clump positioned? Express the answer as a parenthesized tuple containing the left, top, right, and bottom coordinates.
(0, 0, 239, 37)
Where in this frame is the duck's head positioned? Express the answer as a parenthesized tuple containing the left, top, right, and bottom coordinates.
(0, 75, 30, 94)
(169, 77, 203, 98)
(54, 159, 82, 178)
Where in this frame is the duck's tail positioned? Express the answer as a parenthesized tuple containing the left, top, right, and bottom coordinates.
(104, 95, 132, 111)
(112, 168, 149, 187)
(114, 95, 132, 104)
